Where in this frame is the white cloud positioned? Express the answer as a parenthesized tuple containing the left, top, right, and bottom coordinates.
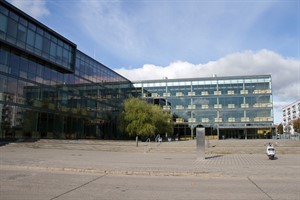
(115, 49, 300, 124)
(9, 0, 49, 19)
(72, 0, 286, 68)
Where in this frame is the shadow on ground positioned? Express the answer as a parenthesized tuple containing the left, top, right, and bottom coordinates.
(205, 155, 224, 159)
(0, 138, 39, 147)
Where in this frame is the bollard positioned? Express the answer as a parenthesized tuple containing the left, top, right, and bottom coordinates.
(196, 128, 205, 160)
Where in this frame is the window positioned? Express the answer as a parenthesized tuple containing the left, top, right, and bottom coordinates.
(7, 17, 17, 38)
(63, 48, 69, 64)
(0, 13, 7, 33)
(17, 80, 26, 95)
(0, 5, 9, 15)
(17, 24, 26, 42)
(36, 63, 43, 76)
(19, 17, 27, 26)
(26, 29, 35, 47)
(0, 48, 8, 65)
(8, 77, 17, 94)
(50, 41, 56, 58)
(35, 33, 43, 50)
(42, 37, 50, 54)
(27, 59, 37, 74)
(19, 56, 28, 71)
(28, 22, 36, 31)
(10, 53, 19, 69)
(56, 45, 62, 61)
(0, 74, 7, 93)
(9, 11, 18, 21)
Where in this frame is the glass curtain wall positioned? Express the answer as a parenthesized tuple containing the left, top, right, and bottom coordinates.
(0, 45, 132, 139)
(134, 76, 273, 139)
(0, 1, 133, 139)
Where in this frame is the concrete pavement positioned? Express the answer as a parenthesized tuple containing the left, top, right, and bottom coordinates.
(0, 139, 299, 199)
(1, 168, 299, 200)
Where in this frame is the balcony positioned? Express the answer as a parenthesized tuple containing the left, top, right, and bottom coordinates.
(241, 103, 249, 108)
(227, 90, 234, 95)
(253, 103, 272, 108)
(254, 117, 273, 122)
(188, 92, 196, 96)
(201, 104, 209, 109)
(253, 89, 271, 94)
(228, 117, 236, 122)
(188, 118, 196, 123)
(151, 93, 158, 97)
(188, 105, 196, 109)
(241, 117, 250, 122)
(240, 90, 248, 94)
(214, 104, 222, 109)
(163, 105, 171, 110)
(175, 105, 184, 110)
(188, 92, 195, 96)
(201, 91, 208, 96)
(163, 92, 170, 97)
(214, 118, 222, 122)
(214, 91, 221, 95)
(228, 104, 235, 109)
(201, 118, 209, 123)
(175, 118, 184, 123)
(176, 92, 183, 97)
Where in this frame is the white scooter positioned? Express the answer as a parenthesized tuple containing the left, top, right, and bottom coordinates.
(266, 143, 276, 160)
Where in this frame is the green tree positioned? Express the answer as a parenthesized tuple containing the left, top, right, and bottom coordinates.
(119, 97, 173, 145)
(151, 104, 173, 137)
(293, 118, 300, 133)
(277, 123, 283, 134)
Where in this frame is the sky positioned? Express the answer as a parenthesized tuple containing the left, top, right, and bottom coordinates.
(8, 0, 300, 124)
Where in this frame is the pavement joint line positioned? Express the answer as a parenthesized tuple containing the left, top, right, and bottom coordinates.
(0, 164, 221, 177)
(247, 176, 274, 200)
(49, 174, 107, 200)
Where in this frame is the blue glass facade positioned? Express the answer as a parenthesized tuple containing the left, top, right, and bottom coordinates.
(0, 1, 133, 139)
(0, 3, 76, 72)
(134, 76, 274, 139)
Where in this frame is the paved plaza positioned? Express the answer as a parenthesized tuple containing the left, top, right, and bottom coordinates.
(0, 139, 299, 200)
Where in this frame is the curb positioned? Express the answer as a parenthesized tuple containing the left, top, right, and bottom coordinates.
(0, 164, 217, 177)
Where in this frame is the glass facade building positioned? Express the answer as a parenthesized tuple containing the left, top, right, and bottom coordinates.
(0, 1, 274, 140)
(0, 1, 133, 139)
(134, 75, 274, 139)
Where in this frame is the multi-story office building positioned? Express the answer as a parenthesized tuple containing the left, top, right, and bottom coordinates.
(134, 75, 274, 139)
(282, 99, 300, 134)
(0, 1, 133, 139)
(0, 1, 274, 140)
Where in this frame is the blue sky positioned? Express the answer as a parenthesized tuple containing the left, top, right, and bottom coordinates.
(8, 0, 300, 124)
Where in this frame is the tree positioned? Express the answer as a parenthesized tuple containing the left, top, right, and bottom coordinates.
(151, 104, 173, 137)
(119, 97, 173, 144)
(277, 124, 283, 134)
(293, 118, 300, 133)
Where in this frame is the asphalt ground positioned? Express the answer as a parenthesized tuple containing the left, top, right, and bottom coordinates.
(0, 139, 299, 200)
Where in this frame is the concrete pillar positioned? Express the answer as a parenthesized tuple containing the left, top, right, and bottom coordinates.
(196, 128, 205, 160)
